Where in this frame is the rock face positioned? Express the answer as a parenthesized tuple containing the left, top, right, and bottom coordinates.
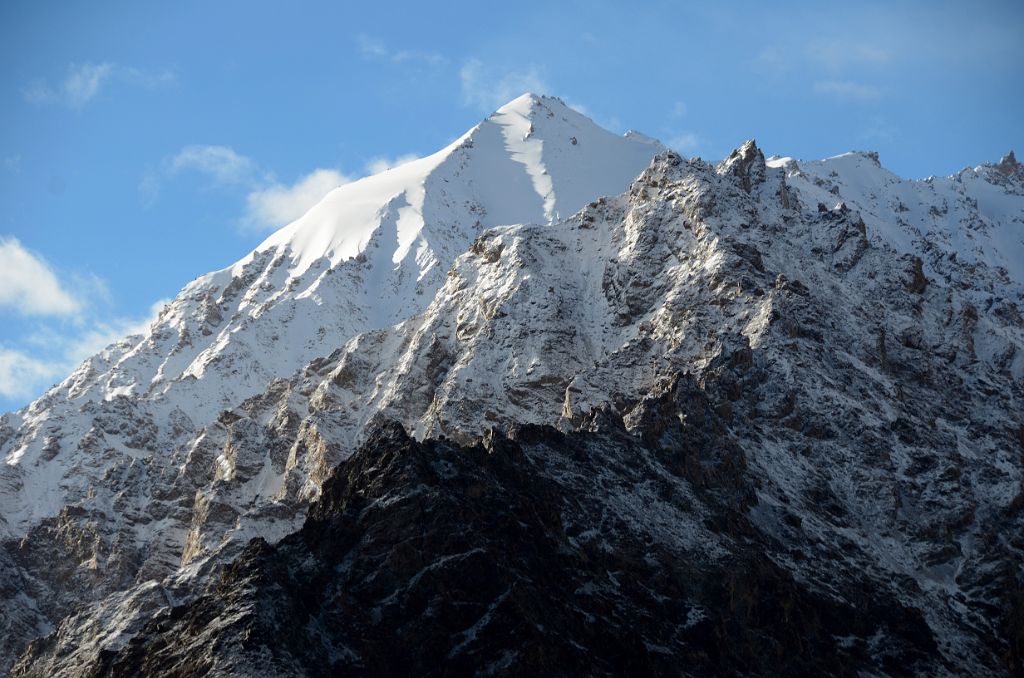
(14, 421, 941, 677)
(2, 100, 1024, 675)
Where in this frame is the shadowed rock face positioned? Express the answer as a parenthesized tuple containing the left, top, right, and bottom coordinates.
(15, 418, 941, 677)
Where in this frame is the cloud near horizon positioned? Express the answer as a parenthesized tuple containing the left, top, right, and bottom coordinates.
(0, 235, 169, 403)
(667, 132, 700, 154)
(364, 154, 420, 176)
(0, 348, 62, 400)
(151, 144, 421, 232)
(0, 237, 82, 317)
(0, 298, 168, 402)
(244, 168, 352, 231)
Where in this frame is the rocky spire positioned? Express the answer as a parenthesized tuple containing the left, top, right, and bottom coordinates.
(717, 139, 766, 193)
(995, 150, 1021, 177)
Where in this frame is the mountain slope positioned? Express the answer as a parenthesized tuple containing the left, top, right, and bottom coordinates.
(0, 94, 662, 671)
(0, 93, 660, 530)
(14, 421, 940, 677)
(2, 100, 1023, 674)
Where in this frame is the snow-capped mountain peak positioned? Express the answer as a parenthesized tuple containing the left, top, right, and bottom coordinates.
(0, 93, 663, 537)
(248, 93, 661, 280)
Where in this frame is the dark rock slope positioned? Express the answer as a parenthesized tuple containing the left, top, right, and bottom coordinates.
(16, 411, 949, 677)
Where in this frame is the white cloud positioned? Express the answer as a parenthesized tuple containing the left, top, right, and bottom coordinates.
(0, 243, 169, 404)
(0, 349, 63, 400)
(668, 133, 700, 154)
(147, 145, 348, 231)
(169, 145, 258, 186)
(23, 62, 175, 110)
(21, 81, 55, 106)
(24, 63, 115, 109)
(138, 169, 161, 207)
(0, 237, 81, 317)
(459, 59, 549, 112)
(1, 298, 169, 404)
(244, 169, 351, 231)
(61, 298, 169, 363)
(356, 35, 446, 66)
(814, 80, 882, 101)
(562, 99, 590, 116)
(64, 62, 115, 108)
(364, 154, 420, 176)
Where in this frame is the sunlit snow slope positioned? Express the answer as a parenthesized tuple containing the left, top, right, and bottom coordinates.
(0, 94, 662, 534)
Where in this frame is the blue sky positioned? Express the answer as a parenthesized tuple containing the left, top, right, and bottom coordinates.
(1, 0, 1022, 411)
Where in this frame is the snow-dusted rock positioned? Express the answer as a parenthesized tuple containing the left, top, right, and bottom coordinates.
(2, 97, 1023, 673)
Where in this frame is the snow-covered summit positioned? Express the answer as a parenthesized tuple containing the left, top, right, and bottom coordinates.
(769, 148, 1024, 287)
(1, 93, 663, 533)
(101, 93, 665, 405)
(236, 93, 662, 280)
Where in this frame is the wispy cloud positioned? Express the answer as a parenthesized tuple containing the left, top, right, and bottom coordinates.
(459, 59, 549, 112)
(356, 35, 446, 66)
(144, 143, 351, 232)
(245, 155, 426, 231)
(0, 348, 62, 401)
(119, 66, 177, 89)
(667, 132, 700, 154)
(244, 168, 351, 231)
(1, 298, 168, 403)
(168, 145, 259, 186)
(0, 236, 169, 404)
(0, 237, 81, 317)
(23, 62, 114, 109)
(814, 80, 882, 101)
(22, 62, 175, 110)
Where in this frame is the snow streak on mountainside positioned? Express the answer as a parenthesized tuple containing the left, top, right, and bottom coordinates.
(1, 95, 1023, 674)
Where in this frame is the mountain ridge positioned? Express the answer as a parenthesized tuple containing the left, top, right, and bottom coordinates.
(2, 96, 1023, 674)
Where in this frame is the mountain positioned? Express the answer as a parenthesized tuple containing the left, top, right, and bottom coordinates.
(3, 96, 1024, 675)
(0, 94, 663, 671)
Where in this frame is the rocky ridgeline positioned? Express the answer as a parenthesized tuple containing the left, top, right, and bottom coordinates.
(2, 126, 1023, 674)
